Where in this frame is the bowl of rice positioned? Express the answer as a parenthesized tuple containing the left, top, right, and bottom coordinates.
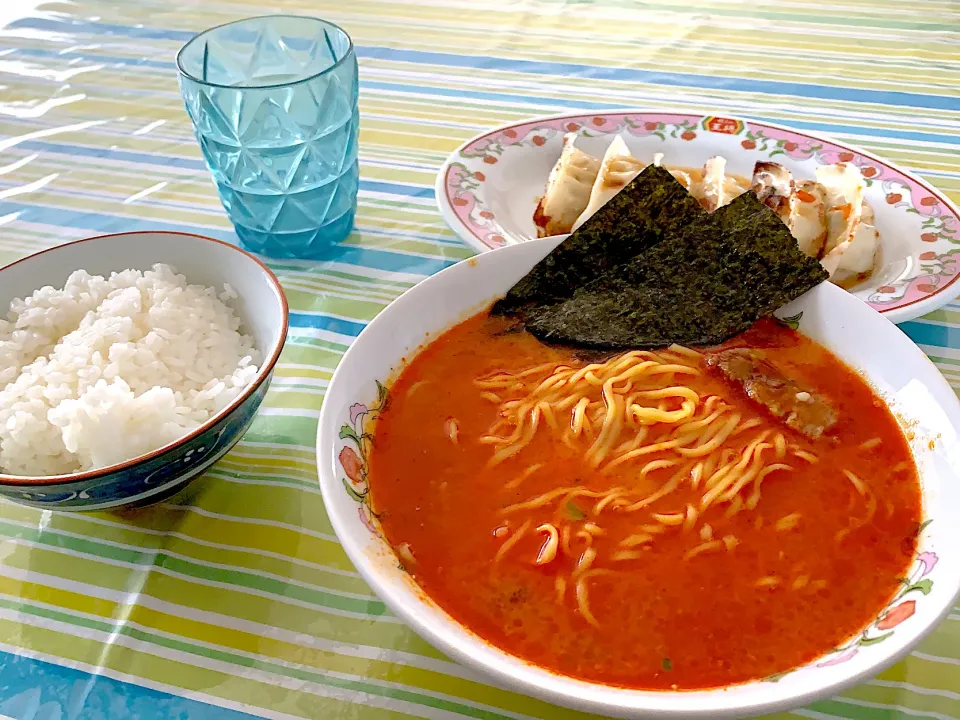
(0, 230, 288, 510)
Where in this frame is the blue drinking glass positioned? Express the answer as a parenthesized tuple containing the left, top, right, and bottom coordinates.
(177, 16, 359, 259)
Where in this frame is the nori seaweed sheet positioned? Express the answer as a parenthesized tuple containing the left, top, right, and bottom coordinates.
(715, 191, 829, 301)
(492, 165, 707, 315)
(523, 191, 828, 349)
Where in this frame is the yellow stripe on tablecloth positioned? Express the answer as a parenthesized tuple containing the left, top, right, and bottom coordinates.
(0, 503, 373, 594)
(0, 590, 605, 719)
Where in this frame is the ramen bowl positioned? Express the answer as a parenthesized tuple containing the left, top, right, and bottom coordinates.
(317, 237, 960, 718)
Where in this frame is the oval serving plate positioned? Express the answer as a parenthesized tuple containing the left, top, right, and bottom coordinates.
(436, 111, 960, 324)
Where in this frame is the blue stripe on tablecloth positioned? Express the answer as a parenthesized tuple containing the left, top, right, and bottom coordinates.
(900, 321, 960, 348)
(0, 650, 260, 720)
(8, 48, 960, 148)
(8, 142, 435, 200)
(0, 200, 243, 240)
(0, 201, 458, 278)
(10, 46, 176, 69)
(9, 18, 960, 112)
(357, 46, 960, 112)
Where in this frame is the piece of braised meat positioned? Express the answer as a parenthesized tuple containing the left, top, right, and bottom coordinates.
(705, 348, 837, 439)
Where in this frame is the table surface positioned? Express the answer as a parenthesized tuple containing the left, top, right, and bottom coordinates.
(0, 0, 958, 718)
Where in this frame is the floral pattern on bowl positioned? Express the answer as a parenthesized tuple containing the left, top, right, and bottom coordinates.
(813, 536, 937, 671)
(337, 380, 388, 537)
(437, 112, 960, 324)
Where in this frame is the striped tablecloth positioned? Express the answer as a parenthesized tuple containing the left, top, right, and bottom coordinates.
(0, 1, 958, 718)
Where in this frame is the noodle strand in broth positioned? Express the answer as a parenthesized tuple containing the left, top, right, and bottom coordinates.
(473, 344, 880, 625)
(368, 313, 923, 689)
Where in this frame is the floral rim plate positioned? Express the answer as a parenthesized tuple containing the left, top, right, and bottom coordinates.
(436, 111, 960, 325)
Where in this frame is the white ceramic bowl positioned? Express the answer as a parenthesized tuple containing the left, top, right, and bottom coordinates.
(317, 237, 960, 719)
(0, 231, 288, 510)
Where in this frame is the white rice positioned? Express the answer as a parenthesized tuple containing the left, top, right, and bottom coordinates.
(0, 264, 262, 476)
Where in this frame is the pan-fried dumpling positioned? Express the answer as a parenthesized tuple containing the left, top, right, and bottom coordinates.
(820, 198, 880, 287)
(697, 156, 727, 211)
(533, 133, 601, 237)
(789, 180, 829, 259)
(815, 164, 878, 287)
(820, 218, 880, 288)
(750, 161, 795, 221)
(653, 152, 695, 191)
(669, 168, 693, 191)
(816, 163, 865, 255)
(571, 136, 645, 231)
(695, 156, 750, 211)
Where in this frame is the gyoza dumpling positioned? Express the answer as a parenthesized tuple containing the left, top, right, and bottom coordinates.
(669, 168, 693, 191)
(654, 152, 693, 191)
(820, 199, 880, 287)
(698, 156, 727, 212)
(533, 133, 601, 237)
(694, 156, 749, 211)
(815, 164, 879, 287)
(571, 136, 645, 231)
(750, 161, 795, 221)
(816, 163, 866, 255)
(788, 180, 829, 259)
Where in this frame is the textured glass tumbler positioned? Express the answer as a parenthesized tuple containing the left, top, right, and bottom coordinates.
(177, 16, 359, 259)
